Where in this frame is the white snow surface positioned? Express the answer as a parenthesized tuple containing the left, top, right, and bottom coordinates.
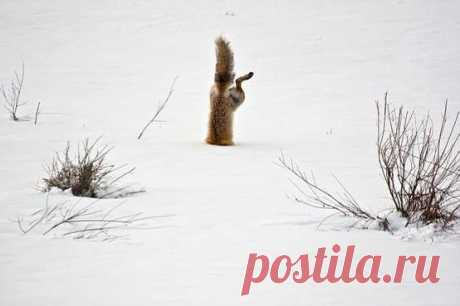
(1, 0, 460, 305)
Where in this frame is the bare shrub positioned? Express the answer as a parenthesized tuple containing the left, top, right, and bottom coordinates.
(377, 93, 460, 227)
(279, 154, 390, 231)
(43, 138, 136, 198)
(2, 63, 27, 121)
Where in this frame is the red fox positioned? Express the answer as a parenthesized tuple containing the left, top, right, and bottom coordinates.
(206, 36, 253, 146)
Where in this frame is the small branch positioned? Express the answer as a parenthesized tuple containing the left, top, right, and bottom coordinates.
(34, 101, 41, 125)
(137, 76, 178, 140)
(17, 193, 56, 234)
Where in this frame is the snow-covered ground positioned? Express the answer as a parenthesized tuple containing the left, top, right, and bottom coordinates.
(1, 0, 459, 305)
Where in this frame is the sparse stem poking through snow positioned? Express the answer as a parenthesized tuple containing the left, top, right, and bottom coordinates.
(34, 101, 41, 125)
(137, 76, 178, 140)
(1, 63, 26, 121)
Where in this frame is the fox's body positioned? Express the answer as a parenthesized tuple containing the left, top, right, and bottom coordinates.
(206, 37, 253, 146)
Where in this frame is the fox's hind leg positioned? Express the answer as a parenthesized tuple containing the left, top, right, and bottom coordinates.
(235, 72, 254, 88)
(229, 72, 254, 110)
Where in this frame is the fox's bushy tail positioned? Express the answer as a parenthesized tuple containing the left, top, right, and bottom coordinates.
(214, 36, 234, 90)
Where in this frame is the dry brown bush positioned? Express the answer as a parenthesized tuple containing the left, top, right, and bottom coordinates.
(43, 138, 135, 198)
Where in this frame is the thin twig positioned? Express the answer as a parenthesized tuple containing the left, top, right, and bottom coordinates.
(137, 76, 178, 140)
(34, 101, 41, 125)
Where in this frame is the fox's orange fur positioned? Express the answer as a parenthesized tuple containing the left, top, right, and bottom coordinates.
(206, 36, 253, 146)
